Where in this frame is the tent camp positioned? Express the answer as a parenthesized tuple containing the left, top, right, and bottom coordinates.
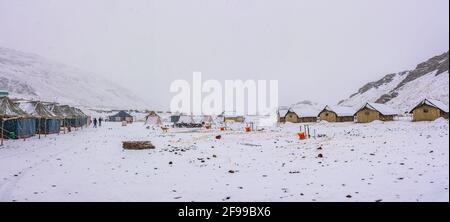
(355, 102, 397, 123)
(318, 105, 355, 122)
(144, 111, 162, 125)
(47, 104, 86, 128)
(409, 98, 449, 121)
(109, 111, 134, 123)
(16, 101, 61, 135)
(1, 96, 36, 141)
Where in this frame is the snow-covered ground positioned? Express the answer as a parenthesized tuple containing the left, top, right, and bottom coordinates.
(0, 119, 448, 202)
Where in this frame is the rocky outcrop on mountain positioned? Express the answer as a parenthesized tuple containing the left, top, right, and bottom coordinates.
(376, 52, 448, 104)
(339, 51, 449, 112)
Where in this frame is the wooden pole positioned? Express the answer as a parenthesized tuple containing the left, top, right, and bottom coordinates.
(1, 119, 4, 146)
(38, 118, 41, 139)
(44, 118, 47, 137)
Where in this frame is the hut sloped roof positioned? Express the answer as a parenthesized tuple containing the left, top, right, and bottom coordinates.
(410, 98, 449, 113)
(0, 97, 28, 118)
(17, 101, 58, 118)
(322, 105, 356, 117)
(289, 107, 320, 118)
(73, 108, 88, 117)
(359, 102, 398, 116)
(278, 107, 290, 117)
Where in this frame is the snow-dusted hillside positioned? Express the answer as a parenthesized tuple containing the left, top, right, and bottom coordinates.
(0, 47, 150, 109)
(339, 52, 449, 112)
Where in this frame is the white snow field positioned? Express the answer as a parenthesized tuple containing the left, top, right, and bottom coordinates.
(0, 120, 448, 202)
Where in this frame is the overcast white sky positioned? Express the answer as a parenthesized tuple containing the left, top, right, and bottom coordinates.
(0, 0, 448, 109)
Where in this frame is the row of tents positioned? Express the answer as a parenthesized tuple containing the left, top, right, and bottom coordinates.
(279, 99, 449, 123)
(1, 96, 90, 144)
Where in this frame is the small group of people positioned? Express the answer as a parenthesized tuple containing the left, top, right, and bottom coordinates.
(92, 117, 103, 128)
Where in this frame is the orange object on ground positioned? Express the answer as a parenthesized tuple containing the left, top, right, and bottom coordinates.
(245, 127, 251, 132)
(298, 132, 306, 140)
(220, 127, 225, 131)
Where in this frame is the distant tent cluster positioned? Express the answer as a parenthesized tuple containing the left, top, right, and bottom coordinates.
(1, 96, 90, 145)
(279, 99, 449, 124)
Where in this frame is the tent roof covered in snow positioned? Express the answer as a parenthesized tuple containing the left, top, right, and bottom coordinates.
(47, 105, 79, 118)
(200, 115, 214, 123)
(145, 111, 160, 118)
(320, 105, 356, 117)
(110, 111, 132, 118)
(16, 101, 59, 118)
(357, 102, 398, 116)
(72, 107, 88, 117)
(409, 98, 449, 113)
(0, 96, 29, 118)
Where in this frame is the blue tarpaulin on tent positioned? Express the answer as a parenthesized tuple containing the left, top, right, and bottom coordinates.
(3, 118, 36, 139)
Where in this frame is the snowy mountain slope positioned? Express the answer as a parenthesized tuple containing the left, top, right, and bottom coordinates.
(339, 51, 449, 112)
(0, 47, 150, 109)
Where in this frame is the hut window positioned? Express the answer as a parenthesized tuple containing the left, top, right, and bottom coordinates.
(325, 113, 329, 116)
(423, 108, 429, 113)
(364, 111, 370, 116)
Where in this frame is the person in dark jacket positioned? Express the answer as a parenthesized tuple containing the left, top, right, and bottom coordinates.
(98, 117, 103, 127)
(93, 118, 98, 128)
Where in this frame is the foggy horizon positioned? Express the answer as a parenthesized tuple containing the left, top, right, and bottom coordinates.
(0, 0, 448, 110)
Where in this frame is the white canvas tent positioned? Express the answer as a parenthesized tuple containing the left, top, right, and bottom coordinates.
(144, 111, 162, 125)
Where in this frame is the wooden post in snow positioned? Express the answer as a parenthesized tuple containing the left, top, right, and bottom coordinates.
(1, 119, 4, 146)
(38, 118, 41, 139)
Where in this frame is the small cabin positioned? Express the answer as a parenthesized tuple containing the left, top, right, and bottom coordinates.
(409, 99, 449, 121)
(355, 102, 397, 123)
(285, 108, 318, 123)
(318, 105, 355, 122)
(277, 107, 289, 123)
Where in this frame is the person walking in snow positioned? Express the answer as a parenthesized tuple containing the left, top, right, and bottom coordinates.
(98, 117, 103, 127)
(93, 118, 98, 128)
